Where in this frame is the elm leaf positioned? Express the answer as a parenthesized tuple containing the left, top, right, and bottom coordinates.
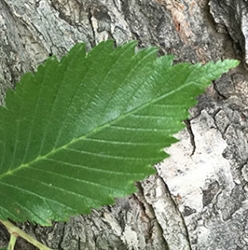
(0, 40, 239, 225)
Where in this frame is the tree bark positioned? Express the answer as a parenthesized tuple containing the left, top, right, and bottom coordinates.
(1, 0, 248, 249)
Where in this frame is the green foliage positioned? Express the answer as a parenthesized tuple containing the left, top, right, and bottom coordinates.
(0, 40, 239, 225)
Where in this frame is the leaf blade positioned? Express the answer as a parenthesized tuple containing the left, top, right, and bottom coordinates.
(0, 41, 239, 225)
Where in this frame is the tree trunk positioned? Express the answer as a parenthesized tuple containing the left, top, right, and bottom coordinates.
(1, 0, 248, 249)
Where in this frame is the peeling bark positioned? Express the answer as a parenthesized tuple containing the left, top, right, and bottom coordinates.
(1, 0, 248, 249)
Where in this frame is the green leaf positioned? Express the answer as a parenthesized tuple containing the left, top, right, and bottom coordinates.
(0, 40, 239, 225)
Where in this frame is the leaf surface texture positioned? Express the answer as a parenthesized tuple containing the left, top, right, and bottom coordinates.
(0, 41, 239, 225)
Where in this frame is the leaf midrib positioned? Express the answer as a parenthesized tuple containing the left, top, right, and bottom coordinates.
(0, 74, 194, 181)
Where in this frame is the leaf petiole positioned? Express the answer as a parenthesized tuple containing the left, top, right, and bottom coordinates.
(0, 220, 54, 250)
(7, 234, 17, 250)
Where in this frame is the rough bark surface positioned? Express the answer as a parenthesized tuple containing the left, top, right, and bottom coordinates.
(0, 0, 248, 249)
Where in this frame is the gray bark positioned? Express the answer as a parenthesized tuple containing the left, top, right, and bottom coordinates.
(0, 0, 248, 249)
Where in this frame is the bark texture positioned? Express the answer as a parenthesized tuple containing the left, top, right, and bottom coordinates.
(0, 0, 248, 249)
